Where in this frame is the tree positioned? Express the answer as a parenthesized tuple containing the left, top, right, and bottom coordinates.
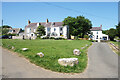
(108, 28, 117, 41)
(102, 30, 109, 35)
(2, 25, 12, 28)
(63, 16, 92, 38)
(2, 28, 9, 35)
(36, 25, 46, 38)
(116, 22, 120, 38)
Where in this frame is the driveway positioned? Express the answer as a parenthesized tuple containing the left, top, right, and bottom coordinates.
(1, 42, 118, 78)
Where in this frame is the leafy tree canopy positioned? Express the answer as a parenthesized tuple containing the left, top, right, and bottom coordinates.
(108, 28, 117, 41)
(2, 25, 12, 28)
(63, 16, 92, 38)
(36, 25, 46, 38)
(116, 22, 120, 38)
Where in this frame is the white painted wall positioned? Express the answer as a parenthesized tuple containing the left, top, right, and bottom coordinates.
(91, 30, 108, 40)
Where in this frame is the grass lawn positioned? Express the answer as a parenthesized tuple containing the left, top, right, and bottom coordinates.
(109, 41, 120, 55)
(2, 39, 92, 73)
(110, 41, 120, 47)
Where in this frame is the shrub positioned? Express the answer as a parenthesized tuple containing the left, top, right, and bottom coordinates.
(84, 35, 89, 38)
(42, 37, 49, 39)
(54, 37, 65, 40)
(49, 37, 55, 39)
(74, 36, 78, 40)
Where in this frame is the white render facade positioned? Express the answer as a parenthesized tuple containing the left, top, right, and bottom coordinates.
(44, 25, 69, 39)
(24, 19, 69, 39)
(90, 25, 109, 40)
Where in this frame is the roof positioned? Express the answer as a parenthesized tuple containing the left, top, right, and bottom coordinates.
(9, 28, 22, 34)
(90, 27, 102, 31)
(26, 22, 64, 28)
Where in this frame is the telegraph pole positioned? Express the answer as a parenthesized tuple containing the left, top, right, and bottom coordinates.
(2, 19, 3, 27)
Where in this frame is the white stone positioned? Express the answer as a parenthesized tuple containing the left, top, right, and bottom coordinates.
(37, 52, 44, 57)
(22, 48, 28, 51)
(86, 44, 88, 47)
(58, 58, 79, 67)
(11, 46, 14, 49)
(73, 49, 81, 56)
(81, 47, 85, 50)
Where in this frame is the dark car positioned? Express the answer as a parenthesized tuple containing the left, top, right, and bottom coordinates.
(0, 35, 9, 39)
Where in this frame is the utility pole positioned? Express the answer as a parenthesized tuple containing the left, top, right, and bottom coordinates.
(2, 19, 3, 27)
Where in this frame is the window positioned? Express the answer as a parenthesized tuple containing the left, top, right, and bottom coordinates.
(60, 27, 62, 31)
(9, 30, 12, 32)
(31, 34, 33, 36)
(96, 35, 98, 39)
(34, 29, 36, 32)
(27, 28, 31, 33)
(47, 33, 50, 36)
(97, 32, 98, 34)
(54, 28, 56, 31)
(47, 28, 51, 32)
(60, 33, 62, 35)
(13, 30, 15, 32)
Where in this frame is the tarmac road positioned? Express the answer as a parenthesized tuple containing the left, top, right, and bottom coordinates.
(1, 42, 118, 78)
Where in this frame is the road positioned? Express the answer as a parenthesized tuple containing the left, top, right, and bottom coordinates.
(1, 42, 118, 78)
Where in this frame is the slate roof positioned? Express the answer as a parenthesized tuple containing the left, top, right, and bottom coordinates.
(90, 27, 102, 31)
(9, 28, 22, 34)
(26, 22, 63, 28)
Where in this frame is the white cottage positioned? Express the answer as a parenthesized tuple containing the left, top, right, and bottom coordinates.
(90, 25, 109, 40)
(24, 19, 69, 39)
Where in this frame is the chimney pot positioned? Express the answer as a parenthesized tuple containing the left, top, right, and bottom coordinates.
(28, 20, 31, 25)
(46, 19, 49, 24)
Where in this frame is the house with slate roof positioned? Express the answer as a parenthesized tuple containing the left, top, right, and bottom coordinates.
(90, 25, 109, 40)
(8, 28, 22, 35)
(24, 19, 69, 39)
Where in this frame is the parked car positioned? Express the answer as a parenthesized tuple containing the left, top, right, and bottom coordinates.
(0, 35, 9, 39)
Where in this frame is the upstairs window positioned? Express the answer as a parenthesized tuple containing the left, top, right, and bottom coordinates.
(97, 32, 98, 34)
(9, 30, 13, 32)
(54, 28, 56, 31)
(60, 27, 63, 31)
(34, 29, 36, 32)
(27, 28, 31, 33)
(47, 28, 51, 32)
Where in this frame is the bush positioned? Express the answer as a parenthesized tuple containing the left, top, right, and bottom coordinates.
(42, 37, 49, 39)
(7, 33, 16, 36)
(84, 35, 89, 38)
(54, 37, 65, 40)
(49, 37, 55, 39)
(74, 36, 78, 40)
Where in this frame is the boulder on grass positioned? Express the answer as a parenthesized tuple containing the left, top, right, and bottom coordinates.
(22, 48, 28, 51)
(58, 58, 78, 67)
(73, 49, 81, 56)
(81, 47, 85, 50)
(86, 44, 88, 47)
(37, 52, 44, 57)
(11, 46, 14, 49)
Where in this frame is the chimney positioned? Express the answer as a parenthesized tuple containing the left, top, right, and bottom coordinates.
(100, 25, 102, 30)
(46, 19, 49, 24)
(28, 20, 31, 25)
(37, 23, 41, 26)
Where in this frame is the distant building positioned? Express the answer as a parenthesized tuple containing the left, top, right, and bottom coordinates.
(90, 25, 109, 40)
(8, 28, 22, 35)
(24, 19, 69, 39)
